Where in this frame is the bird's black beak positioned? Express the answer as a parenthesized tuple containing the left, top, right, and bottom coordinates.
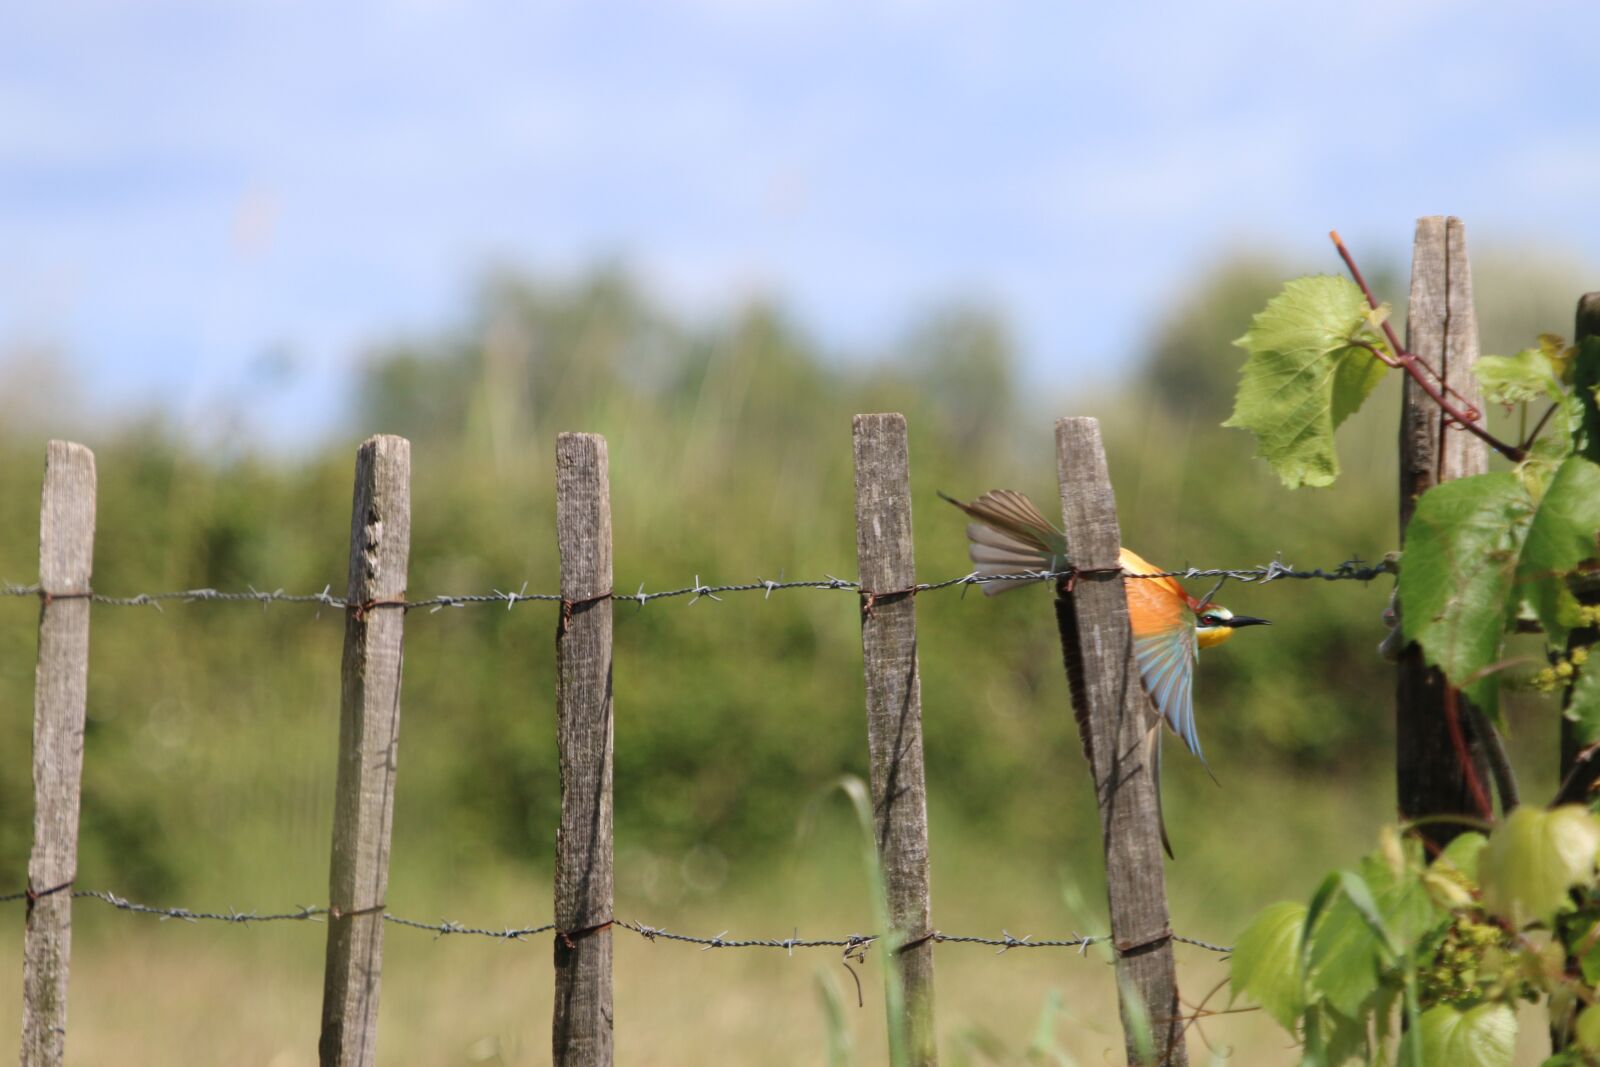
(1229, 615, 1271, 628)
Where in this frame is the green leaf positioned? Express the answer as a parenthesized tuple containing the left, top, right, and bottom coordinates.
(1434, 831, 1488, 884)
(1232, 901, 1308, 1032)
(1308, 855, 1441, 1017)
(1302, 1002, 1368, 1067)
(1518, 457, 1600, 644)
(815, 971, 856, 1067)
(1476, 346, 1566, 406)
(1337, 869, 1393, 950)
(1398, 1003, 1516, 1067)
(1479, 805, 1600, 926)
(1570, 917, 1600, 986)
(1225, 275, 1390, 489)
(1567, 663, 1600, 748)
(1399, 472, 1535, 709)
(1580, 1004, 1600, 1052)
(1366, 844, 1443, 946)
(1308, 892, 1384, 1017)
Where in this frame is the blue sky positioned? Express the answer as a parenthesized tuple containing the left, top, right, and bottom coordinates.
(5, 0, 1599, 445)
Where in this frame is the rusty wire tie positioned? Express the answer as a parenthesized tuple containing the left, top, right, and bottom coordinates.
(37, 589, 93, 608)
(1115, 926, 1175, 956)
(328, 901, 386, 921)
(858, 584, 917, 620)
(349, 597, 407, 622)
(1057, 564, 1127, 594)
(557, 918, 615, 949)
(558, 590, 614, 634)
(24, 879, 75, 916)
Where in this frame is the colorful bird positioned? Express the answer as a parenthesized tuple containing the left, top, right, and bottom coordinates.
(941, 489, 1269, 855)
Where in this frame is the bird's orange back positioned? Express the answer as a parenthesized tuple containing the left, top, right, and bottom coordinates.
(1120, 546, 1191, 638)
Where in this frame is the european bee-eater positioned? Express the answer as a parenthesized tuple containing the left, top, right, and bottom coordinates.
(941, 489, 1269, 856)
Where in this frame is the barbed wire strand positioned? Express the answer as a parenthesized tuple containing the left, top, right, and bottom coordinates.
(0, 887, 1231, 956)
(0, 557, 1394, 614)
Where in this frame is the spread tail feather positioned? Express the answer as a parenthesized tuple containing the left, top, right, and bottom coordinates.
(940, 490, 1066, 597)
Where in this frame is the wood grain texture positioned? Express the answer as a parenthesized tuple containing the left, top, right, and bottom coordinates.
(553, 433, 615, 1067)
(319, 435, 411, 1067)
(851, 414, 938, 1067)
(20, 441, 96, 1067)
(1052, 418, 1186, 1067)
(1396, 216, 1492, 847)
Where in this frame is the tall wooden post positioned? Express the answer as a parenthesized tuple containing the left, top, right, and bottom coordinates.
(319, 435, 411, 1067)
(1396, 216, 1493, 846)
(19, 441, 96, 1067)
(1053, 418, 1186, 1067)
(852, 413, 938, 1066)
(553, 432, 615, 1067)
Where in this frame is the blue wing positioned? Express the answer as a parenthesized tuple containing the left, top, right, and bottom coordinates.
(1132, 623, 1203, 767)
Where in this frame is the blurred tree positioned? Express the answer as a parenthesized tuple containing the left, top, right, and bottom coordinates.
(896, 303, 1016, 457)
(1139, 256, 1292, 419)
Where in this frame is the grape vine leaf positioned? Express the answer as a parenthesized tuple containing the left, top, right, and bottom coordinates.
(1434, 831, 1488, 882)
(1230, 901, 1307, 1031)
(1567, 663, 1600, 748)
(1225, 275, 1390, 489)
(1579, 1003, 1600, 1051)
(1399, 472, 1534, 710)
(1479, 805, 1600, 927)
(1476, 344, 1566, 406)
(1398, 1003, 1516, 1067)
(1517, 457, 1600, 645)
(1308, 854, 1439, 1017)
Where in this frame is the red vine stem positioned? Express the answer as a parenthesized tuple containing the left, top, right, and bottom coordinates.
(1444, 686, 1494, 821)
(1329, 230, 1527, 464)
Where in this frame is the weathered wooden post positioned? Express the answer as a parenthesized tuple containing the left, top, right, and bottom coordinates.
(319, 435, 412, 1067)
(1395, 216, 1494, 845)
(852, 413, 938, 1066)
(19, 441, 96, 1067)
(1053, 418, 1186, 1067)
(553, 432, 615, 1067)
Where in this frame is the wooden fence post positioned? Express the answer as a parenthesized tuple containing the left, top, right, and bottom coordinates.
(1556, 293, 1600, 803)
(318, 435, 411, 1067)
(1396, 216, 1494, 846)
(852, 413, 938, 1066)
(553, 432, 615, 1067)
(1053, 418, 1186, 1067)
(19, 441, 96, 1067)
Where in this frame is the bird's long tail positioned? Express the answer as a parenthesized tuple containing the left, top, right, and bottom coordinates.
(938, 490, 1067, 597)
(1148, 724, 1174, 859)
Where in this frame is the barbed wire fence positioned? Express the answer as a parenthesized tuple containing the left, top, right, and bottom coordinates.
(0, 885, 1234, 956)
(0, 555, 1395, 615)
(7, 426, 1402, 1067)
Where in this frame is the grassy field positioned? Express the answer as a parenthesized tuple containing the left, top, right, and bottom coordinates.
(0, 746, 1560, 1064)
(0, 821, 1316, 1066)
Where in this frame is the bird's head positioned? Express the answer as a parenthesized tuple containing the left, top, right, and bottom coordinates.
(1193, 604, 1271, 649)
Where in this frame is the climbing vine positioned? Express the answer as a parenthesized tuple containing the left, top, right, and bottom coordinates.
(1223, 234, 1600, 1066)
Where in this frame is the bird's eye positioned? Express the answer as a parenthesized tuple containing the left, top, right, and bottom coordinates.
(1200, 614, 1221, 627)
